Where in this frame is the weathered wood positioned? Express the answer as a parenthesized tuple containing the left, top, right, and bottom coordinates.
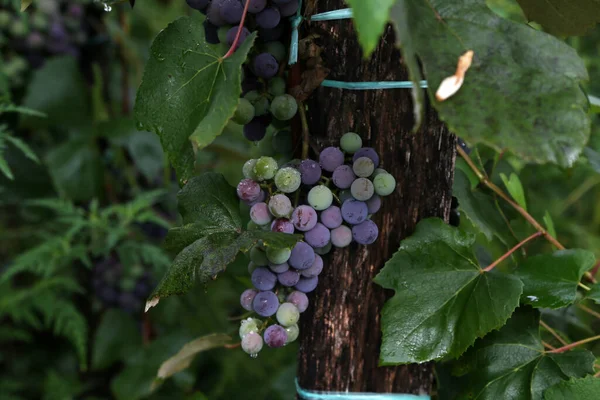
(296, 1, 456, 395)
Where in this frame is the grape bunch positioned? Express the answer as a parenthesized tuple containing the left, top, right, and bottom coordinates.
(235, 132, 396, 356)
(186, 0, 299, 143)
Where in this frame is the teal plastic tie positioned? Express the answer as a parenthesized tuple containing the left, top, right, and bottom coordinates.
(321, 80, 428, 90)
(310, 8, 353, 21)
(296, 379, 431, 400)
(289, 0, 303, 65)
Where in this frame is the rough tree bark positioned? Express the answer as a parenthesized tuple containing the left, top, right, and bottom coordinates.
(296, 0, 457, 395)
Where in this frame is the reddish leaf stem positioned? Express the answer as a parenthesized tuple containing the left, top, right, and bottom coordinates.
(224, 342, 241, 349)
(483, 231, 542, 272)
(223, 0, 251, 59)
(548, 334, 600, 353)
(578, 304, 600, 320)
(542, 340, 556, 350)
(540, 320, 569, 346)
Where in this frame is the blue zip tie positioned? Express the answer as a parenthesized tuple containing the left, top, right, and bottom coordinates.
(321, 80, 428, 90)
(310, 8, 353, 21)
(296, 379, 431, 400)
(289, 0, 303, 65)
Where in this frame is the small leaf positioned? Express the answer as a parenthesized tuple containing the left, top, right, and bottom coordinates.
(92, 309, 143, 370)
(436, 307, 595, 400)
(516, 0, 600, 36)
(585, 283, 600, 304)
(590, 95, 600, 114)
(500, 173, 527, 211)
(345, 0, 396, 58)
(20, 0, 32, 11)
(374, 218, 522, 364)
(134, 15, 256, 181)
(0, 156, 14, 180)
(515, 249, 595, 309)
(156, 333, 231, 381)
(545, 376, 600, 399)
(543, 211, 557, 239)
(5, 135, 39, 164)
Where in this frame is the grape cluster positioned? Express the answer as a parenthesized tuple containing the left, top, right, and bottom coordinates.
(236, 132, 396, 356)
(186, 0, 299, 143)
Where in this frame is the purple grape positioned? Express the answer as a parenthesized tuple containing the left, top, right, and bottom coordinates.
(251, 267, 277, 290)
(278, 269, 301, 286)
(68, 4, 85, 18)
(207, 0, 227, 26)
(353, 147, 380, 168)
(253, 53, 279, 79)
(119, 292, 143, 313)
(302, 254, 323, 278)
(243, 117, 268, 141)
(277, 0, 299, 16)
(341, 199, 368, 224)
(319, 147, 344, 172)
(226, 26, 251, 49)
(320, 206, 342, 229)
(250, 202, 272, 225)
(203, 20, 220, 44)
(298, 159, 322, 185)
(269, 262, 289, 273)
(237, 179, 261, 202)
(352, 220, 379, 245)
(242, 0, 267, 13)
(339, 190, 353, 203)
(256, 7, 281, 29)
(295, 276, 319, 293)
(273, 0, 292, 4)
(304, 223, 331, 248)
(332, 165, 356, 189)
(258, 24, 284, 42)
(219, 0, 244, 23)
(291, 205, 318, 231)
(253, 290, 279, 316)
(264, 324, 287, 348)
(287, 291, 309, 312)
(289, 242, 315, 270)
(246, 190, 266, 207)
(240, 289, 258, 311)
(186, 0, 210, 10)
(271, 218, 295, 234)
(331, 225, 352, 248)
(366, 194, 381, 214)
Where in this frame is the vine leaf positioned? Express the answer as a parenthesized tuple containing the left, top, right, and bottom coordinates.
(134, 15, 256, 181)
(390, 0, 590, 167)
(515, 249, 595, 309)
(146, 173, 300, 310)
(585, 283, 600, 304)
(500, 173, 527, 211)
(545, 376, 600, 399)
(374, 218, 523, 365)
(344, 0, 396, 58)
(516, 0, 600, 36)
(436, 307, 595, 400)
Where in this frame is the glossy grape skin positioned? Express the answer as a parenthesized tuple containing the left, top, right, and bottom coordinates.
(266, 246, 292, 264)
(320, 206, 343, 229)
(276, 303, 300, 326)
(352, 220, 379, 245)
(371, 168, 387, 178)
(352, 157, 375, 178)
(245, 190, 266, 207)
(291, 205, 318, 231)
(301, 254, 323, 277)
(277, 0, 299, 16)
(304, 223, 331, 248)
(319, 147, 345, 172)
(295, 276, 318, 293)
(277, 269, 300, 287)
(264, 324, 288, 348)
(289, 242, 316, 270)
(350, 178, 375, 201)
(298, 159, 322, 185)
(332, 165, 356, 189)
(237, 179, 261, 202)
(253, 53, 279, 78)
(233, 98, 255, 125)
(314, 242, 332, 255)
(254, 156, 278, 180)
(270, 94, 298, 120)
(250, 202, 272, 225)
(252, 290, 279, 316)
(307, 185, 333, 211)
(286, 291, 309, 312)
(265, 42, 287, 62)
(226, 26, 251, 49)
(256, 6, 281, 29)
(341, 199, 368, 224)
(353, 147, 380, 168)
(373, 173, 396, 196)
(330, 225, 353, 248)
(243, 159, 258, 179)
(242, 331, 264, 355)
(239, 317, 261, 338)
(340, 132, 362, 153)
(207, 1, 226, 26)
(268, 194, 293, 218)
(242, 0, 267, 13)
(269, 262, 289, 273)
(251, 267, 277, 290)
(274, 167, 301, 193)
(366, 195, 381, 214)
(271, 218, 295, 234)
(285, 325, 299, 343)
(220, 0, 244, 23)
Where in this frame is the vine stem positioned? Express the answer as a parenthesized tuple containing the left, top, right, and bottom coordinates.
(540, 320, 569, 347)
(542, 341, 556, 350)
(548, 334, 600, 353)
(223, 0, 251, 59)
(483, 231, 542, 272)
(578, 304, 600, 320)
(224, 342, 241, 349)
(456, 144, 597, 284)
(298, 102, 310, 159)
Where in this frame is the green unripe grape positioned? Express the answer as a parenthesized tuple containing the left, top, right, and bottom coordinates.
(270, 94, 298, 121)
(248, 261, 258, 274)
(9, 20, 29, 37)
(253, 96, 270, 116)
(0, 11, 12, 28)
(243, 159, 258, 179)
(250, 246, 269, 266)
(314, 242, 332, 255)
(285, 324, 299, 343)
(239, 317, 261, 339)
(373, 173, 396, 196)
(274, 167, 301, 193)
(31, 13, 49, 31)
(340, 132, 362, 153)
(254, 156, 278, 181)
(244, 90, 261, 103)
(276, 303, 300, 327)
(247, 221, 260, 231)
(350, 177, 374, 201)
(353, 156, 375, 178)
(272, 130, 293, 154)
(268, 77, 286, 97)
(232, 98, 255, 125)
(218, 26, 232, 44)
(266, 247, 291, 264)
(371, 168, 387, 178)
(307, 185, 333, 211)
(264, 41, 287, 62)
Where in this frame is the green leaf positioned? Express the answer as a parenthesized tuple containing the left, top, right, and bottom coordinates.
(391, 0, 590, 167)
(500, 173, 527, 211)
(589, 95, 600, 114)
(437, 307, 595, 400)
(20, 0, 32, 11)
(92, 309, 143, 370)
(5, 135, 39, 164)
(543, 211, 557, 240)
(515, 249, 595, 309)
(585, 283, 600, 304)
(134, 15, 256, 181)
(0, 154, 13, 180)
(147, 173, 300, 309)
(516, 0, 600, 36)
(545, 376, 600, 399)
(155, 333, 231, 381)
(374, 218, 523, 364)
(345, 0, 396, 58)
